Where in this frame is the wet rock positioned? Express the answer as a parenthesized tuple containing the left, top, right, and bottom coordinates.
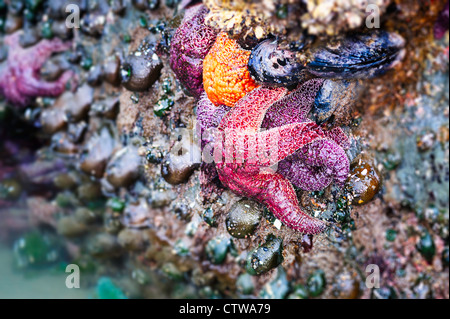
(205, 236, 230, 265)
(121, 49, 163, 92)
(236, 273, 254, 295)
(103, 55, 121, 86)
(246, 236, 283, 275)
(161, 135, 201, 185)
(312, 79, 360, 123)
(106, 146, 142, 188)
(67, 121, 88, 143)
(4, 12, 23, 34)
(57, 216, 89, 237)
(117, 228, 147, 251)
(40, 108, 67, 134)
(40, 54, 71, 81)
(347, 155, 382, 205)
(307, 269, 326, 297)
(80, 126, 117, 178)
(19, 158, 67, 186)
(51, 132, 79, 154)
(53, 172, 78, 190)
(162, 263, 184, 281)
(417, 231, 436, 264)
(416, 129, 436, 152)
(145, 146, 165, 164)
(107, 198, 126, 213)
(372, 286, 398, 299)
(81, 13, 106, 37)
(110, 0, 126, 14)
(0, 46, 7, 62)
(332, 270, 361, 299)
(51, 20, 73, 40)
(74, 207, 99, 224)
(132, 0, 159, 10)
(61, 84, 94, 122)
(226, 199, 262, 238)
(153, 95, 174, 117)
(19, 27, 41, 48)
(87, 65, 103, 86)
(150, 189, 175, 208)
(288, 284, 309, 299)
(300, 234, 314, 253)
(90, 97, 120, 119)
(259, 267, 290, 299)
(95, 277, 127, 299)
(202, 207, 218, 227)
(385, 229, 397, 242)
(47, 0, 86, 19)
(13, 231, 62, 268)
(88, 233, 122, 258)
(173, 203, 191, 221)
(0, 178, 22, 200)
(77, 181, 102, 202)
(122, 198, 152, 229)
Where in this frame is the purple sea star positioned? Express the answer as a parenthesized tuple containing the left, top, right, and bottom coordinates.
(261, 79, 350, 191)
(213, 86, 331, 234)
(196, 92, 230, 197)
(169, 4, 218, 99)
(0, 32, 75, 107)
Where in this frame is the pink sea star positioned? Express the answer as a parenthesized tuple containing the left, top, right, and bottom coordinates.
(0, 32, 75, 107)
(197, 79, 350, 195)
(213, 86, 334, 234)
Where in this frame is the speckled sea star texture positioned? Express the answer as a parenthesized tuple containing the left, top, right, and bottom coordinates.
(169, 5, 218, 99)
(0, 32, 75, 107)
(214, 86, 334, 234)
(203, 32, 259, 107)
(262, 79, 350, 191)
(198, 79, 350, 196)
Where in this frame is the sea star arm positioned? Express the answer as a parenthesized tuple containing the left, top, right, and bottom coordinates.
(220, 87, 287, 132)
(31, 39, 72, 67)
(262, 78, 325, 128)
(17, 69, 75, 97)
(286, 138, 350, 191)
(218, 169, 327, 234)
(254, 172, 327, 234)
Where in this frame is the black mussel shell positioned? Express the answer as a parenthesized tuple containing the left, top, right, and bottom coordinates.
(248, 38, 304, 87)
(306, 30, 405, 79)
